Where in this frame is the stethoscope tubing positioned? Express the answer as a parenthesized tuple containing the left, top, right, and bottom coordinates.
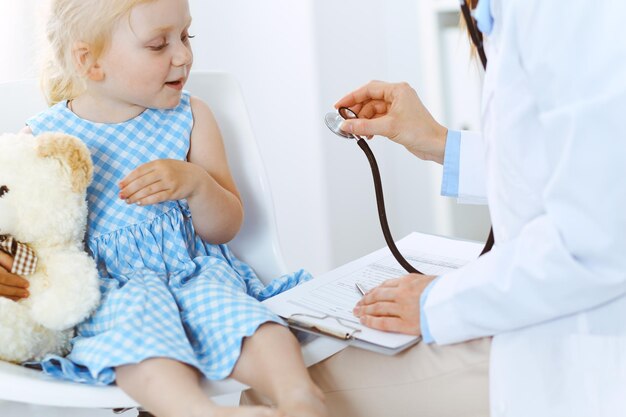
(356, 137, 422, 275)
(460, 1, 494, 256)
(329, 3, 494, 275)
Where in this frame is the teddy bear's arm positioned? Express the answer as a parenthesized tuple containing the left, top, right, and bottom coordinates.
(28, 249, 100, 331)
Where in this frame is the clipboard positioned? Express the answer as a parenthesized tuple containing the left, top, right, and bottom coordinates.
(262, 232, 482, 356)
(285, 312, 421, 356)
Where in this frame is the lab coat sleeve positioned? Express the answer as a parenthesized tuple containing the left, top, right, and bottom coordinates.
(423, 0, 626, 344)
(457, 131, 487, 204)
(419, 277, 440, 344)
(440, 130, 462, 198)
(440, 130, 488, 203)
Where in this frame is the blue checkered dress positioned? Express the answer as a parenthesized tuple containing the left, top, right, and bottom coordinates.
(26, 92, 310, 385)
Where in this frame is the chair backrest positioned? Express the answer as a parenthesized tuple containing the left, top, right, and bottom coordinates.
(0, 71, 287, 282)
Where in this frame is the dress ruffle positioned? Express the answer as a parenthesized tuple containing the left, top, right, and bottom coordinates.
(34, 205, 311, 385)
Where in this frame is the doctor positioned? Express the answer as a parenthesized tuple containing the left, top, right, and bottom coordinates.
(244, 0, 626, 416)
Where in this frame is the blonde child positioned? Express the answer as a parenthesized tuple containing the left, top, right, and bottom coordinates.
(23, 1, 328, 416)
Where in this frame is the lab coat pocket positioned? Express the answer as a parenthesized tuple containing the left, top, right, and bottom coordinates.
(565, 334, 626, 417)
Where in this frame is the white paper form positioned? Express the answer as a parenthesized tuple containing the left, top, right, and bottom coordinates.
(263, 232, 483, 350)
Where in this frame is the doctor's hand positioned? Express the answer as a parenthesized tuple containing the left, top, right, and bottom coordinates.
(335, 81, 448, 164)
(0, 252, 29, 301)
(353, 274, 436, 335)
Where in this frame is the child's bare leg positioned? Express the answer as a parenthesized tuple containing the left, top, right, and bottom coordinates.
(116, 358, 284, 417)
(231, 323, 328, 417)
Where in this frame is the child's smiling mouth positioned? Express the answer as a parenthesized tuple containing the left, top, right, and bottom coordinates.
(165, 79, 184, 90)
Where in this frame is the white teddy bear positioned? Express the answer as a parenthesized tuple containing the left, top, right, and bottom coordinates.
(0, 132, 100, 363)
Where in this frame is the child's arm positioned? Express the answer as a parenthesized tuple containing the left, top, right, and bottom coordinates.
(119, 97, 243, 244)
(185, 96, 243, 243)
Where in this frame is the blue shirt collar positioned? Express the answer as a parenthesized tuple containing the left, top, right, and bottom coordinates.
(473, 0, 494, 36)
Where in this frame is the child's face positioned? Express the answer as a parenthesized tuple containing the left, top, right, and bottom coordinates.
(95, 0, 193, 110)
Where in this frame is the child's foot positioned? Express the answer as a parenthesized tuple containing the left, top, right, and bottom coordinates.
(276, 385, 329, 417)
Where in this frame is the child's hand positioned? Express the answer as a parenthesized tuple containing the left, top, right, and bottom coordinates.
(0, 252, 29, 301)
(118, 159, 206, 206)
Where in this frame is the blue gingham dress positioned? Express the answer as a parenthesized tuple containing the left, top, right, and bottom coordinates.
(26, 92, 310, 385)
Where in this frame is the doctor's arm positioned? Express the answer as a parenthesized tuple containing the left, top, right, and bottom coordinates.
(353, 129, 487, 340)
(423, 1, 626, 344)
(338, 82, 490, 339)
(335, 81, 489, 201)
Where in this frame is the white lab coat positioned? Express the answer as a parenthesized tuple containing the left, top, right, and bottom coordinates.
(423, 1, 626, 416)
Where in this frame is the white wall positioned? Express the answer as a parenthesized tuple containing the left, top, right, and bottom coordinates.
(187, 0, 332, 274)
(0, 1, 41, 82)
(187, 0, 489, 272)
(0, 0, 490, 277)
(312, 0, 446, 267)
(189, 0, 447, 272)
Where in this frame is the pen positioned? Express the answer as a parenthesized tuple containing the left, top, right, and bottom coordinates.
(355, 282, 366, 296)
(287, 317, 353, 340)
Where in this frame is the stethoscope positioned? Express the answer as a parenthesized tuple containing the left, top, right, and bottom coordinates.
(324, 1, 493, 275)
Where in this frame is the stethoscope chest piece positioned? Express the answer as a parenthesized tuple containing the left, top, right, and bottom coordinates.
(323, 106, 421, 275)
(324, 107, 360, 140)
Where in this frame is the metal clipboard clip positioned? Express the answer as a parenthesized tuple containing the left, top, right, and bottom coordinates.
(287, 313, 362, 341)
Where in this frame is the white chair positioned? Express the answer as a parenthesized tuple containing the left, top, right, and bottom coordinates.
(0, 71, 344, 412)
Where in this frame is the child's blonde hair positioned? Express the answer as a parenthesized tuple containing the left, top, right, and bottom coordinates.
(42, 0, 153, 106)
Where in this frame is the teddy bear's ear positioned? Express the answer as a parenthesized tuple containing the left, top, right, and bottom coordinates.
(36, 132, 94, 193)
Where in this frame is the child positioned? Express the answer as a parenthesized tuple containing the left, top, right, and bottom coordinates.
(24, 1, 328, 416)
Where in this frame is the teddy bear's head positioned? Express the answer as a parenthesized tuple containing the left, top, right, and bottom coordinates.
(0, 132, 93, 246)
